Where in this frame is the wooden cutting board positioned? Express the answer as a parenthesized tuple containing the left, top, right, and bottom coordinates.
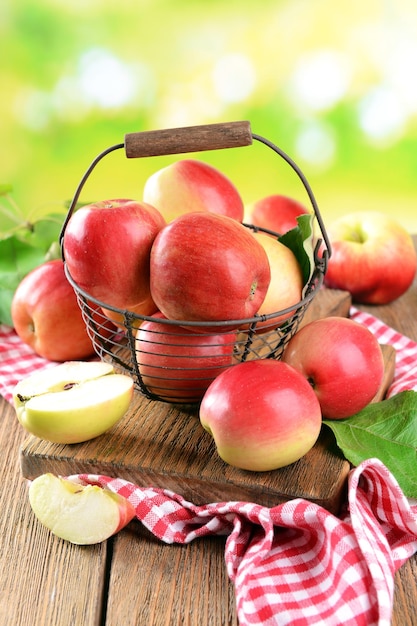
(19, 289, 396, 514)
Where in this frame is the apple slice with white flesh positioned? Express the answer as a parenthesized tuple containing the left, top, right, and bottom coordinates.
(13, 361, 134, 444)
(29, 473, 136, 545)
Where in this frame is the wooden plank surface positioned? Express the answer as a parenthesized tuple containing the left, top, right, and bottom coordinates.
(0, 389, 107, 626)
(108, 526, 237, 626)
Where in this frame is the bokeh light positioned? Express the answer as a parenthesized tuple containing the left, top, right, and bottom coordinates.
(1, 0, 417, 234)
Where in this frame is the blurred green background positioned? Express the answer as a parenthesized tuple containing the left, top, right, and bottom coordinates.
(1, 0, 417, 234)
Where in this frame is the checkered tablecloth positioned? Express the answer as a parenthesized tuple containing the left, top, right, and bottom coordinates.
(2, 308, 417, 626)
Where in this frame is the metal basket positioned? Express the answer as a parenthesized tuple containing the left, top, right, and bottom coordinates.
(60, 121, 331, 405)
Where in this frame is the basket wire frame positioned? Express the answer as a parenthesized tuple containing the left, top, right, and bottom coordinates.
(61, 127, 330, 404)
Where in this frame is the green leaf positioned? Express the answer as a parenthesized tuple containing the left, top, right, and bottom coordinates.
(0, 216, 63, 325)
(18, 215, 63, 251)
(323, 390, 417, 499)
(278, 213, 315, 289)
(0, 237, 45, 325)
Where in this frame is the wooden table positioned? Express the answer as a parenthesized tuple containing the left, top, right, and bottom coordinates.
(1, 253, 417, 625)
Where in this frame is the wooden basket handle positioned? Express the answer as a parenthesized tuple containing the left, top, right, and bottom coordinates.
(124, 121, 253, 158)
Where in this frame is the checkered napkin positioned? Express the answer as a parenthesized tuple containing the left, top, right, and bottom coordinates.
(2, 309, 417, 625)
(69, 459, 417, 626)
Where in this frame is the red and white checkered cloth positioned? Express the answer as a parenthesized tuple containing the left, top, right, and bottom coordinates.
(69, 459, 417, 626)
(2, 308, 417, 626)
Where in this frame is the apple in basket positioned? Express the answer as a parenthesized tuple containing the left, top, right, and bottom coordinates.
(282, 316, 385, 419)
(62, 199, 166, 309)
(13, 361, 134, 443)
(11, 259, 115, 361)
(199, 359, 322, 471)
(246, 194, 310, 234)
(142, 158, 244, 223)
(251, 231, 304, 332)
(29, 473, 136, 545)
(135, 312, 237, 402)
(323, 211, 417, 304)
(150, 212, 271, 326)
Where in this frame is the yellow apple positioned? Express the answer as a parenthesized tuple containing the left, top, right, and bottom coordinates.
(13, 361, 133, 443)
(29, 473, 136, 545)
(252, 231, 303, 332)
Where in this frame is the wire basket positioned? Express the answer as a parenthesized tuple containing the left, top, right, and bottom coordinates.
(60, 121, 331, 405)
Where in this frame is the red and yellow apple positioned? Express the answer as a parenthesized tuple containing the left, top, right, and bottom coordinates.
(13, 361, 134, 443)
(135, 312, 236, 402)
(143, 158, 244, 223)
(63, 198, 166, 309)
(150, 212, 271, 326)
(246, 194, 310, 234)
(11, 259, 114, 361)
(282, 316, 385, 419)
(323, 211, 417, 304)
(199, 359, 322, 471)
(29, 473, 136, 545)
(251, 231, 303, 331)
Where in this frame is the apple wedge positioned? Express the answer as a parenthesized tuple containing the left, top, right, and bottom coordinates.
(29, 473, 136, 545)
(13, 361, 134, 444)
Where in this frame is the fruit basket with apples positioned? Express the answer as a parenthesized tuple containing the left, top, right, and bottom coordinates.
(60, 121, 331, 404)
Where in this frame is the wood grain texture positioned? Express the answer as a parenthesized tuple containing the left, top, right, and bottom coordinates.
(107, 525, 237, 626)
(124, 121, 252, 158)
(0, 394, 107, 626)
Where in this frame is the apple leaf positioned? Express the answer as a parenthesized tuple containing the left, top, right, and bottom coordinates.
(0, 217, 63, 326)
(323, 390, 417, 498)
(278, 213, 315, 288)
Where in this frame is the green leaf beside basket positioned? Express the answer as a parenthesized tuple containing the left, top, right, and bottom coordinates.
(278, 213, 315, 289)
(323, 390, 417, 499)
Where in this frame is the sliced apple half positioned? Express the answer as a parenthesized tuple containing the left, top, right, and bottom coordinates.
(29, 473, 136, 544)
(13, 361, 134, 444)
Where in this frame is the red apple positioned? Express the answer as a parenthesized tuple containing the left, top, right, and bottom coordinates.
(251, 231, 303, 332)
(199, 359, 322, 471)
(135, 312, 236, 402)
(11, 259, 115, 361)
(246, 194, 310, 234)
(282, 316, 385, 419)
(323, 211, 417, 304)
(62, 199, 166, 309)
(143, 158, 244, 223)
(150, 212, 271, 326)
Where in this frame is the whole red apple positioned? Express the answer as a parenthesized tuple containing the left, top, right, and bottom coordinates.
(251, 231, 303, 331)
(324, 211, 417, 304)
(199, 359, 322, 471)
(11, 259, 114, 361)
(150, 212, 271, 325)
(282, 316, 385, 419)
(63, 199, 166, 309)
(143, 158, 244, 223)
(135, 312, 236, 402)
(246, 194, 310, 234)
